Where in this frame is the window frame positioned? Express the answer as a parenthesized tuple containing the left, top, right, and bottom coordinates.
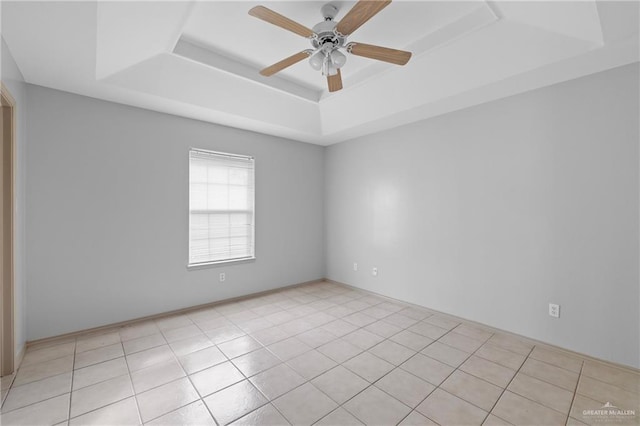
(187, 148, 256, 268)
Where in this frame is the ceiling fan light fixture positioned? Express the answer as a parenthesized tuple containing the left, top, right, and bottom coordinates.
(309, 50, 324, 71)
(321, 55, 338, 76)
(330, 49, 346, 68)
(321, 55, 329, 76)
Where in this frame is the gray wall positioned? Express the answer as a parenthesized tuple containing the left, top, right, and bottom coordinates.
(1, 37, 27, 361)
(325, 63, 640, 368)
(26, 85, 325, 340)
(19, 60, 640, 368)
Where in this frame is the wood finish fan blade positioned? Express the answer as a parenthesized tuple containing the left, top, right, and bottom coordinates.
(327, 69, 343, 92)
(335, 0, 391, 36)
(260, 51, 311, 77)
(347, 42, 411, 65)
(249, 6, 315, 38)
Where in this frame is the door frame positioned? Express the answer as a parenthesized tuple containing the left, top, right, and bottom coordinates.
(1, 82, 16, 377)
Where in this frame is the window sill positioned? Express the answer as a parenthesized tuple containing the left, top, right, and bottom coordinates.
(187, 257, 256, 270)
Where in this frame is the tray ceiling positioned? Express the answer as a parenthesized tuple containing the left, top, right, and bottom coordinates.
(177, 1, 492, 96)
(1, 1, 638, 145)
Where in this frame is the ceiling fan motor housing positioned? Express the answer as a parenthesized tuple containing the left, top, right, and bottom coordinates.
(311, 20, 345, 50)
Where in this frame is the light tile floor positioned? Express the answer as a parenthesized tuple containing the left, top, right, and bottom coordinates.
(1, 281, 639, 425)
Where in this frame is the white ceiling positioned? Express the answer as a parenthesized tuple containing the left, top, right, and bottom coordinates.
(1, 1, 638, 145)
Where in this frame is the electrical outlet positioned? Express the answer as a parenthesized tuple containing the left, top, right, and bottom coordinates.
(549, 303, 560, 318)
(372, 267, 378, 277)
(219, 273, 226, 282)
(353, 263, 358, 271)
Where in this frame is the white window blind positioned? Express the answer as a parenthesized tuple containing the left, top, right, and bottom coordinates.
(189, 149, 255, 266)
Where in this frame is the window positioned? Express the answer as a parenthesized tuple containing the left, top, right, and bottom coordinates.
(189, 149, 255, 266)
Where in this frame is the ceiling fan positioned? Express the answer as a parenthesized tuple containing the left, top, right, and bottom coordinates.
(248, 0, 412, 93)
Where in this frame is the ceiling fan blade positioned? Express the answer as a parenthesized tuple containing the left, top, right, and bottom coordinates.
(335, 0, 391, 36)
(347, 42, 411, 65)
(327, 69, 343, 92)
(249, 6, 315, 38)
(260, 51, 311, 77)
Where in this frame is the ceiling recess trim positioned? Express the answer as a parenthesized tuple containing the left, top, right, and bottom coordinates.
(173, 37, 320, 102)
(335, 3, 500, 99)
(174, 2, 499, 104)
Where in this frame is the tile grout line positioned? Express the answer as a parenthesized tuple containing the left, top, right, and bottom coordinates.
(515, 364, 581, 393)
(66, 340, 138, 423)
(157, 309, 239, 426)
(10, 282, 637, 426)
(66, 340, 77, 423)
(443, 331, 586, 389)
(526, 347, 585, 372)
(65, 385, 132, 424)
(480, 344, 536, 425)
(325, 302, 620, 424)
(0, 315, 464, 420)
(25, 281, 640, 376)
(69, 330, 182, 423)
(129, 306, 249, 425)
(565, 360, 585, 426)
(392, 327, 497, 426)
(2, 388, 72, 418)
(0, 373, 16, 409)
(1, 287, 414, 423)
(121, 338, 148, 426)
(239, 293, 360, 424)
(179, 363, 221, 426)
(497, 355, 591, 419)
(0, 324, 522, 424)
(144, 293, 500, 424)
(1, 343, 75, 417)
(0, 372, 72, 413)
(571, 367, 639, 394)
(190, 304, 294, 426)
(138, 296, 296, 424)
(312, 318, 473, 424)
(232, 298, 356, 426)
(209, 288, 387, 425)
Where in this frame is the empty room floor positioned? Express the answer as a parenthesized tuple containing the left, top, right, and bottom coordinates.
(1, 281, 638, 426)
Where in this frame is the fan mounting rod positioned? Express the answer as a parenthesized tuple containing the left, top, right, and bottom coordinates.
(311, 4, 344, 50)
(321, 4, 339, 21)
